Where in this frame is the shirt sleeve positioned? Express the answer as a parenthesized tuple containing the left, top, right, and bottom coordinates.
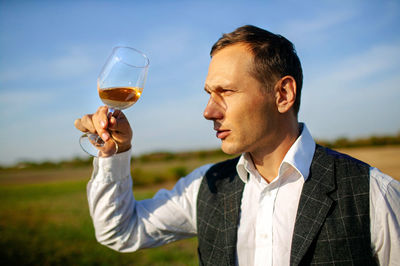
(370, 167, 400, 265)
(87, 149, 211, 252)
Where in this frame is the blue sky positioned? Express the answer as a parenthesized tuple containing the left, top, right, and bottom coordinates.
(0, 0, 399, 165)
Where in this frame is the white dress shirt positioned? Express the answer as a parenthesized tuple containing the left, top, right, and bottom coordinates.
(235, 125, 315, 266)
(87, 124, 400, 265)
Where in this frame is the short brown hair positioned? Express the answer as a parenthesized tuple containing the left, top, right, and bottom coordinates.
(211, 25, 303, 116)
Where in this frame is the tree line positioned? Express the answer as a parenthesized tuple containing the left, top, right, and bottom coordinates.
(2, 133, 399, 170)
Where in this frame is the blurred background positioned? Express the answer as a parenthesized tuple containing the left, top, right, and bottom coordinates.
(0, 0, 399, 265)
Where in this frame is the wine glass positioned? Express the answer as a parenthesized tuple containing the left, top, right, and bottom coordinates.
(79, 46, 149, 157)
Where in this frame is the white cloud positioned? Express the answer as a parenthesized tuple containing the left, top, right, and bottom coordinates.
(0, 47, 98, 83)
(300, 43, 400, 140)
(0, 90, 55, 116)
(289, 12, 353, 34)
(283, 9, 355, 42)
(301, 73, 400, 140)
(308, 42, 400, 89)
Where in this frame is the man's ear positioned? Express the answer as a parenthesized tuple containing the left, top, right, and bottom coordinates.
(274, 76, 297, 114)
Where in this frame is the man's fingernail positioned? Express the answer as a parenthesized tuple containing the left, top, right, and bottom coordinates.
(101, 121, 106, 128)
(102, 133, 109, 141)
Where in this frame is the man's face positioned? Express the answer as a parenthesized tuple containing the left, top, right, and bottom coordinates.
(204, 44, 281, 155)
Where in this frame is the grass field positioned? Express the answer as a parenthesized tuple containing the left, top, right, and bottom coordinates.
(0, 146, 399, 265)
(0, 179, 199, 266)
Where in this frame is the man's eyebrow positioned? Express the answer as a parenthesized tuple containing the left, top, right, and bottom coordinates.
(204, 82, 236, 93)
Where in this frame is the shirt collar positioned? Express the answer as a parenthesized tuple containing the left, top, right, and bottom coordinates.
(236, 123, 316, 183)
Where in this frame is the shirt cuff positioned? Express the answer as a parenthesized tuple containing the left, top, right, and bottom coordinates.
(93, 149, 132, 183)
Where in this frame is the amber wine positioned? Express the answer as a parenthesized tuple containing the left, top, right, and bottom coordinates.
(98, 86, 142, 109)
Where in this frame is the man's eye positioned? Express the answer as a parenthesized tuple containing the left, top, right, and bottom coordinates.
(221, 89, 234, 95)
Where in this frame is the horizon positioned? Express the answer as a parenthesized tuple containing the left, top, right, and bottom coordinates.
(3, 132, 400, 167)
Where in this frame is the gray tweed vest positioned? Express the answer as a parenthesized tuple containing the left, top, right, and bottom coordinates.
(196, 145, 378, 265)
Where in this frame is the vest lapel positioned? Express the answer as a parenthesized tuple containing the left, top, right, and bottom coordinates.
(290, 146, 336, 265)
(223, 172, 245, 265)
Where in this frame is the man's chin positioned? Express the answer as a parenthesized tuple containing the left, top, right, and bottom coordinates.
(220, 142, 242, 155)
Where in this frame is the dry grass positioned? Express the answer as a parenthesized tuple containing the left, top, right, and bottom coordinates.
(0, 168, 92, 185)
(337, 146, 400, 180)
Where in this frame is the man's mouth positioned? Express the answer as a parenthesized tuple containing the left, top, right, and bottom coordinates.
(216, 129, 231, 139)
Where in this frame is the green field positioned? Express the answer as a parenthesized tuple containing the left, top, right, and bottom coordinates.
(0, 146, 399, 265)
(0, 179, 199, 265)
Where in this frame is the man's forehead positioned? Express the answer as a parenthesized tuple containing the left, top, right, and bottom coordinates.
(210, 43, 253, 64)
(206, 44, 254, 86)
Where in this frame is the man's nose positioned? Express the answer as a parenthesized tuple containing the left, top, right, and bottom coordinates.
(203, 95, 224, 120)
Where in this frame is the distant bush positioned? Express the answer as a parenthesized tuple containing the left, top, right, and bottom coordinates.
(2, 133, 399, 170)
(169, 166, 188, 180)
(131, 165, 188, 186)
(1, 156, 92, 171)
(136, 152, 177, 163)
(131, 167, 158, 186)
(132, 149, 227, 163)
(317, 132, 400, 149)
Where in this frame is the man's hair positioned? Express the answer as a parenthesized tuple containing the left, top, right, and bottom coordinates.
(211, 25, 303, 116)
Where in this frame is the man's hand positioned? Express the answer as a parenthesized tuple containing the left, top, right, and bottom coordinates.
(74, 106, 133, 157)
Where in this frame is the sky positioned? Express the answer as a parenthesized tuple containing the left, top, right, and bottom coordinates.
(0, 0, 399, 165)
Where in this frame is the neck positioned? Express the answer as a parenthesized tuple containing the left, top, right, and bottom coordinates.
(250, 121, 300, 183)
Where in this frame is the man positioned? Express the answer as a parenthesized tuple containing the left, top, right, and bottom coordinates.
(75, 25, 400, 265)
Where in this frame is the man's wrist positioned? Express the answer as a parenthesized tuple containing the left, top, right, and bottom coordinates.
(98, 143, 131, 157)
(117, 144, 132, 154)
